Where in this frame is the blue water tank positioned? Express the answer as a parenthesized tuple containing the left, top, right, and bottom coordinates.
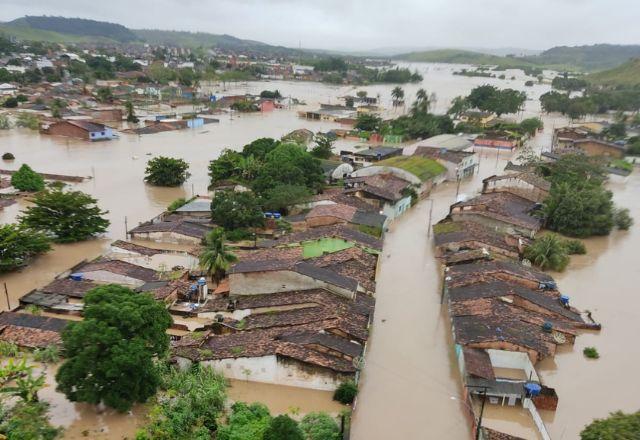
(542, 322, 553, 332)
(274, 213, 281, 219)
(190, 284, 198, 292)
(524, 382, 542, 397)
(70, 273, 84, 281)
(560, 295, 570, 306)
(264, 212, 273, 218)
(198, 277, 206, 286)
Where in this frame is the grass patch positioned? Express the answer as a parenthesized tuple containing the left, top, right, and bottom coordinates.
(376, 156, 446, 182)
(433, 221, 464, 235)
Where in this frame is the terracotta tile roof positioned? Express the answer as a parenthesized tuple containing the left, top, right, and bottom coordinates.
(259, 225, 382, 251)
(482, 428, 526, 440)
(129, 220, 212, 239)
(110, 240, 166, 256)
(306, 203, 357, 222)
(40, 278, 100, 298)
(451, 192, 542, 231)
(0, 325, 62, 348)
(0, 312, 68, 332)
(483, 172, 551, 192)
(75, 259, 160, 283)
(463, 347, 495, 380)
(434, 220, 519, 256)
(446, 260, 554, 287)
(414, 146, 475, 165)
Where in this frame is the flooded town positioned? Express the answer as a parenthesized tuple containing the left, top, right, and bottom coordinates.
(0, 3, 639, 440)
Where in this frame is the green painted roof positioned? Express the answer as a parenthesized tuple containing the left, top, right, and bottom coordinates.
(377, 155, 446, 182)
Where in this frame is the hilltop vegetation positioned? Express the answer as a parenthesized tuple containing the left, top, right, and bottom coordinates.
(4, 16, 138, 43)
(396, 44, 640, 72)
(587, 58, 640, 87)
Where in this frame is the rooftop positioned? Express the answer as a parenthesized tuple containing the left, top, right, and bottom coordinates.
(376, 155, 447, 182)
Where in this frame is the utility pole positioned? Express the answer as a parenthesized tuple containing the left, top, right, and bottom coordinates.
(426, 198, 434, 238)
(4, 283, 10, 310)
(124, 216, 128, 240)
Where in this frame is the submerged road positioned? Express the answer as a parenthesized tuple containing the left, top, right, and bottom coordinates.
(350, 148, 517, 440)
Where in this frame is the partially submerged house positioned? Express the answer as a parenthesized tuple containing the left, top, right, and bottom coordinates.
(433, 220, 523, 261)
(344, 173, 413, 220)
(42, 119, 116, 141)
(449, 192, 543, 237)
(481, 172, 551, 203)
(413, 146, 478, 181)
(0, 312, 68, 348)
(129, 219, 213, 244)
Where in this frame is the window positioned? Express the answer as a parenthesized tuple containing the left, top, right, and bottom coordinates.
(101, 131, 105, 135)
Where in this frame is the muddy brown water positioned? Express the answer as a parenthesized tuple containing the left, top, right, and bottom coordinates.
(0, 64, 633, 439)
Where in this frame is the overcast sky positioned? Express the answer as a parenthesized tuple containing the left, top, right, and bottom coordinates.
(1, 0, 638, 52)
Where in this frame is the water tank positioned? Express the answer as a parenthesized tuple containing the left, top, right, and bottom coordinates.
(542, 322, 553, 333)
(273, 213, 281, 219)
(264, 212, 273, 218)
(70, 273, 84, 281)
(190, 284, 198, 292)
(560, 295, 570, 306)
(198, 277, 206, 286)
(524, 382, 542, 397)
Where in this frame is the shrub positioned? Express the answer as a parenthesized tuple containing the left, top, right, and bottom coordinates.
(263, 414, 304, 440)
(2, 152, 15, 160)
(0, 115, 11, 129)
(333, 380, 358, 405)
(15, 113, 39, 130)
(300, 412, 341, 440)
(0, 341, 19, 357)
(33, 345, 60, 364)
(25, 305, 42, 316)
(11, 164, 45, 192)
(167, 197, 188, 212)
(144, 156, 190, 187)
(225, 228, 253, 242)
(523, 234, 570, 271)
(563, 239, 587, 255)
(613, 208, 633, 230)
(583, 347, 599, 359)
(580, 411, 640, 440)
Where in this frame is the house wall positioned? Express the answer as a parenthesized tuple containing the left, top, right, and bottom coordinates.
(129, 231, 201, 245)
(45, 122, 89, 140)
(483, 179, 548, 203)
(80, 270, 146, 287)
(198, 355, 351, 391)
(466, 341, 546, 364)
(88, 127, 114, 141)
(487, 349, 539, 382)
(89, 109, 123, 122)
(383, 196, 412, 220)
(306, 215, 346, 228)
(230, 270, 354, 299)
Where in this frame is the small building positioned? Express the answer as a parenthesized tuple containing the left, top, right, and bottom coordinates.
(42, 120, 116, 141)
(68, 258, 161, 288)
(346, 146, 402, 165)
(344, 173, 413, 220)
(0, 83, 18, 96)
(570, 138, 626, 158)
(173, 198, 212, 219)
(449, 192, 543, 238)
(129, 219, 213, 245)
(403, 134, 475, 156)
(433, 220, 522, 261)
(481, 172, 551, 203)
(414, 146, 478, 181)
(0, 312, 68, 348)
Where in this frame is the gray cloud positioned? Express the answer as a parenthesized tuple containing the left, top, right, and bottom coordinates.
(1, 0, 638, 51)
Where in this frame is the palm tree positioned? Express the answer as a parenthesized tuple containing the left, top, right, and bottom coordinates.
(412, 88, 431, 115)
(199, 228, 238, 284)
(391, 86, 404, 107)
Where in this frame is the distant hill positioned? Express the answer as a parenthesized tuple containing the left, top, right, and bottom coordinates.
(394, 49, 537, 69)
(0, 16, 295, 54)
(396, 45, 640, 72)
(523, 44, 640, 71)
(3, 16, 138, 43)
(587, 58, 640, 87)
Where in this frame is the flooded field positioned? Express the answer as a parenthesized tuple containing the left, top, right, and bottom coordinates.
(0, 63, 635, 439)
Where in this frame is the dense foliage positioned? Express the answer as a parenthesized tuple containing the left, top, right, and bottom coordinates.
(551, 75, 588, 91)
(0, 401, 60, 440)
(144, 156, 190, 186)
(261, 184, 312, 215)
(0, 224, 51, 272)
(580, 411, 640, 439)
(300, 412, 341, 440)
(210, 191, 264, 231)
(263, 415, 304, 440)
(310, 134, 334, 159)
(464, 85, 526, 116)
(136, 364, 228, 440)
(10, 164, 45, 192)
(524, 234, 570, 271)
(56, 285, 172, 411)
(20, 188, 110, 242)
(333, 380, 358, 404)
(217, 402, 272, 440)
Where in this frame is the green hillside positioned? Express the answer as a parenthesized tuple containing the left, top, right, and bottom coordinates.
(6, 16, 138, 43)
(587, 58, 640, 87)
(0, 22, 120, 44)
(396, 49, 532, 68)
(524, 44, 640, 71)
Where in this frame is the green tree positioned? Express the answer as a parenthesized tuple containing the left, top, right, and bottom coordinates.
(354, 113, 383, 132)
(300, 412, 341, 440)
(217, 402, 272, 440)
(253, 143, 325, 195)
(0, 115, 11, 130)
(519, 117, 544, 136)
(261, 184, 312, 215)
(580, 411, 640, 440)
(16, 113, 40, 130)
(523, 234, 570, 271)
(613, 207, 634, 230)
(466, 85, 526, 116)
(56, 285, 172, 412)
(144, 156, 190, 187)
(199, 228, 238, 283)
(263, 415, 304, 440)
(208, 150, 245, 185)
(311, 134, 334, 159)
(125, 100, 139, 123)
(333, 380, 358, 404)
(0, 224, 51, 272)
(543, 183, 614, 237)
(242, 138, 280, 160)
(210, 191, 264, 231)
(3, 97, 18, 108)
(96, 87, 113, 103)
(391, 86, 405, 107)
(10, 164, 45, 192)
(20, 188, 110, 243)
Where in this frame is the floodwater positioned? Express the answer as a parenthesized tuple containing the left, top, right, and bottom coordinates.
(0, 63, 634, 439)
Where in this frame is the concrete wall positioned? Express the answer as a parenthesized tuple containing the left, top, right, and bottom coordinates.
(45, 122, 89, 140)
(487, 349, 539, 382)
(80, 270, 146, 287)
(230, 270, 354, 299)
(200, 355, 351, 390)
